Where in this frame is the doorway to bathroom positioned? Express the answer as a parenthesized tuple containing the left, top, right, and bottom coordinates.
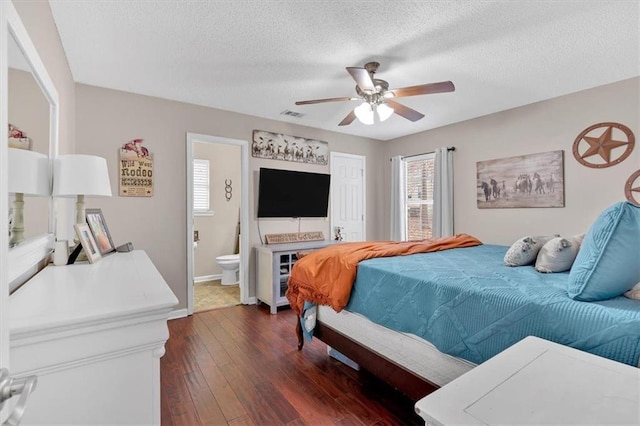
(186, 133, 250, 314)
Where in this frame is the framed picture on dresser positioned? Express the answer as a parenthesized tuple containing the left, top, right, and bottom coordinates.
(85, 208, 116, 255)
(74, 223, 102, 264)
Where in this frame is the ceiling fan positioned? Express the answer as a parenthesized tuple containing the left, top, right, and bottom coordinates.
(295, 62, 455, 126)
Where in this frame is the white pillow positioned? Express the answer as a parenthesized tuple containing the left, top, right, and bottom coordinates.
(504, 235, 557, 266)
(624, 282, 640, 300)
(535, 234, 585, 273)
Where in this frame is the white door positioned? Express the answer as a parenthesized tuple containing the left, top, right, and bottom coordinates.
(1, 2, 45, 421)
(330, 152, 366, 242)
(0, 212, 8, 425)
(1, 1, 12, 420)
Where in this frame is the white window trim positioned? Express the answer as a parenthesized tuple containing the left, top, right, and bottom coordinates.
(194, 211, 215, 217)
(405, 152, 435, 162)
(407, 200, 434, 206)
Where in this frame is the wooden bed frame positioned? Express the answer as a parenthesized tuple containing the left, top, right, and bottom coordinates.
(297, 319, 438, 401)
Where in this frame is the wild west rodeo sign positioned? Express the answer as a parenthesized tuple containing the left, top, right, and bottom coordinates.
(119, 139, 153, 197)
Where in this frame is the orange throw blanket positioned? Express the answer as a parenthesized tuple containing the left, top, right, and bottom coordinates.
(286, 233, 482, 316)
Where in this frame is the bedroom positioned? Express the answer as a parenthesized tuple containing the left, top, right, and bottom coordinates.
(1, 0, 639, 424)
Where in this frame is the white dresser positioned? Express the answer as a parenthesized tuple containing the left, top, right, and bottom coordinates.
(9, 250, 178, 425)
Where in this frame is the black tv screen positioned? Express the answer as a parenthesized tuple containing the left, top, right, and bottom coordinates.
(257, 168, 331, 218)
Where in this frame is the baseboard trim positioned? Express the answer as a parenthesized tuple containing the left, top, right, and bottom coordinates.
(195, 274, 222, 283)
(244, 296, 257, 305)
(168, 309, 188, 320)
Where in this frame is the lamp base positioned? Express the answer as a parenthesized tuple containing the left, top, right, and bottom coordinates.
(9, 193, 25, 247)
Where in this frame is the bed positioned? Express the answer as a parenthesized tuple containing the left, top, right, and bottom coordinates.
(292, 240, 640, 400)
(304, 245, 640, 398)
(314, 305, 474, 399)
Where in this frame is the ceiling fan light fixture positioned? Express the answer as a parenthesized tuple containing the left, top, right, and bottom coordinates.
(376, 103, 394, 122)
(354, 102, 374, 125)
(295, 62, 455, 126)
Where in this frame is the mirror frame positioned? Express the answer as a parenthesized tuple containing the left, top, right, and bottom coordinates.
(1, 1, 59, 290)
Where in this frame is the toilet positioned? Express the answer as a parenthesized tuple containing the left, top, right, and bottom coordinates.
(216, 254, 240, 285)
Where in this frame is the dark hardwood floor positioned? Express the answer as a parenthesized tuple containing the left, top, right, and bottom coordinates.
(161, 305, 424, 425)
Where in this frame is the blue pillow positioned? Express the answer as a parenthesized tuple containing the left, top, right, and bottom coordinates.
(568, 202, 640, 301)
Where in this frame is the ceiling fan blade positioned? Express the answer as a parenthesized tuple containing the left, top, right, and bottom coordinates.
(386, 99, 425, 122)
(338, 110, 357, 126)
(388, 81, 455, 98)
(295, 96, 357, 105)
(346, 67, 376, 93)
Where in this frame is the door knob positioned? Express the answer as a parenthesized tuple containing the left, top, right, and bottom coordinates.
(0, 369, 37, 426)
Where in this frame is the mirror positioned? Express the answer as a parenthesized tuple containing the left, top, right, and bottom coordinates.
(3, 1, 60, 291)
(8, 31, 51, 242)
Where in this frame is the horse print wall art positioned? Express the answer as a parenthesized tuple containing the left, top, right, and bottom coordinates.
(252, 130, 328, 165)
(476, 150, 564, 208)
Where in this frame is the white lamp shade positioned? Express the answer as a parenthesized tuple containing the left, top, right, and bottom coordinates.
(53, 154, 112, 197)
(354, 102, 374, 125)
(377, 103, 394, 122)
(8, 148, 50, 196)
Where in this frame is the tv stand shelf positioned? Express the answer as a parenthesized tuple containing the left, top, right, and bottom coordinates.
(256, 240, 340, 314)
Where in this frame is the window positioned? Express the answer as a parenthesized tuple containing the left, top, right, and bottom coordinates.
(193, 159, 212, 215)
(404, 153, 435, 240)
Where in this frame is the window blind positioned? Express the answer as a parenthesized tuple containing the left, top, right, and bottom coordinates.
(404, 153, 435, 240)
(193, 159, 210, 213)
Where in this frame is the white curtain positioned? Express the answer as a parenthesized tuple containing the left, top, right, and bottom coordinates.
(390, 156, 406, 241)
(433, 147, 454, 237)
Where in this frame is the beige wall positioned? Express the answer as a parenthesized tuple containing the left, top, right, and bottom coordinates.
(74, 83, 385, 310)
(13, 0, 75, 154)
(193, 142, 241, 278)
(384, 77, 640, 245)
(8, 69, 49, 154)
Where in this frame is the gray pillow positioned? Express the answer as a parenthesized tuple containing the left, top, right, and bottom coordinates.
(504, 235, 557, 267)
(624, 282, 640, 300)
(535, 234, 585, 273)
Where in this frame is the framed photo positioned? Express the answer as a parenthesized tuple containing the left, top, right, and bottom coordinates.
(85, 208, 116, 255)
(252, 130, 329, 165)
(74, 223, 102, 264)
(476, 150, 565, 209)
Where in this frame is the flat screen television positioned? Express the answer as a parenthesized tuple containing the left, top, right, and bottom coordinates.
(257, 168, 331, 218)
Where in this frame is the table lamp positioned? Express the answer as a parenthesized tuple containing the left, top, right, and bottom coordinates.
(8, 148, 51, 246)
(53, 154, 112, 244)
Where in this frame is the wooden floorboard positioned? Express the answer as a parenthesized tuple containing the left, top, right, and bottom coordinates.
(161, 304, 423, 425)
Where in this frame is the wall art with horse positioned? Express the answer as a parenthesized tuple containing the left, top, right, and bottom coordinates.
(252, 130, 328, 165)
(476, 150, 564, 208)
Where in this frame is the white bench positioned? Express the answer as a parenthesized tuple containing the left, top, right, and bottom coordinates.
(415, 336, 640, 425)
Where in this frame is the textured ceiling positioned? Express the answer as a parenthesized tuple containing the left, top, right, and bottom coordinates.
(49, 1, 639, 141)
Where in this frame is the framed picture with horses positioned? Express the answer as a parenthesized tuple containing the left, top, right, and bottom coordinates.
(252, 129, 328, 165)
(476, 150, 564, 208)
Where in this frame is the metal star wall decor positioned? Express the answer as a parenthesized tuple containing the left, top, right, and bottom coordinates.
(572, 122, 635, 168)
(625, 170, 640, 206)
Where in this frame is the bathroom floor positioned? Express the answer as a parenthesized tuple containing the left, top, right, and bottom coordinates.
(194, 279, 240, 313)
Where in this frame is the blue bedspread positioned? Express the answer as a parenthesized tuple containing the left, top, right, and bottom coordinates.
(345, 244, 640, 366)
